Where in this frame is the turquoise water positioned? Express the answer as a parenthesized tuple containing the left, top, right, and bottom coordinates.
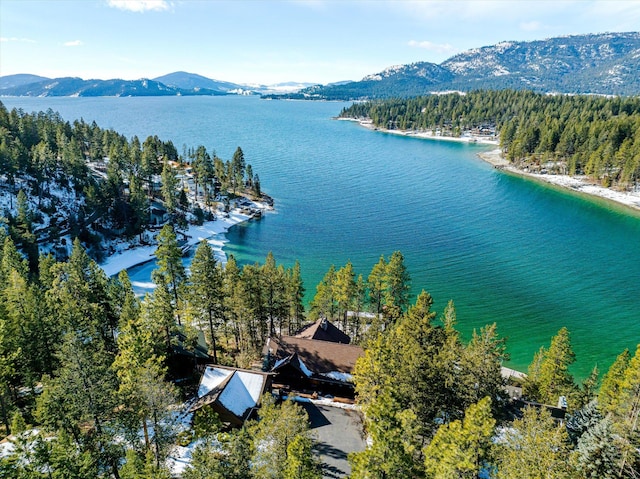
(3, 96, 639, 377)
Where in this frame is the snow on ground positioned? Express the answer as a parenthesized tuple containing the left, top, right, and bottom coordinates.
(344, 118, 500, 145)
(284, 394, 360, 411)
(477, 150, 640, 212)
(167, 438, 207, 477)
(529, 173, 640, 210)
(100, 203, 267, 278)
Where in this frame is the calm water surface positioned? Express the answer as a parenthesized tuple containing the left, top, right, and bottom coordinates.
(3, 95, 639, 377)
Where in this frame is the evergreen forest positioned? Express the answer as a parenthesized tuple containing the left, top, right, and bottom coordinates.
(0, 231, 638, 477)
(339, 90, 640, 190)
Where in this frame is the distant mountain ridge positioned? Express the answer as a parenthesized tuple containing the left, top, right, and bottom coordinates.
(0, 75, 230, 97)
(271, 32, 640, 100)
(152, 71, 244, 92)
(0, 72, 311, 97)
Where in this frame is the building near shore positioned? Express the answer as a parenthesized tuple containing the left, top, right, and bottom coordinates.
(263, 318, 364, 398)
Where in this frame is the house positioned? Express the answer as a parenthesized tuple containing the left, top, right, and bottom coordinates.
(149, 200, 169, 225)
(190, 365, 273, 426)
(263, 334, 364, 397)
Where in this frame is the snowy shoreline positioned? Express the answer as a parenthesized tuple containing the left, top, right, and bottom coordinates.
(477, 148, 640, 214)
(346, 118, 640, 214)
(100, 201, 271, 278)
(340, 117, 500, 145)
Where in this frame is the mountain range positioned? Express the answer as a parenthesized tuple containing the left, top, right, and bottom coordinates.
(269, 32, 640, 100)
(0, 71, 316, 97)
(1, 32, 639, 99)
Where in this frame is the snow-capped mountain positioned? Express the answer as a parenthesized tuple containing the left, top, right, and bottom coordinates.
(287, 32, 640, 100)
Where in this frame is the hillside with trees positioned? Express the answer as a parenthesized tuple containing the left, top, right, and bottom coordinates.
(339, 89, 640, 191)
(0, 101, 265, 266)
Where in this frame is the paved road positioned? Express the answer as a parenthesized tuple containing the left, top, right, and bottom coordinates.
(301, 402, 366, 479)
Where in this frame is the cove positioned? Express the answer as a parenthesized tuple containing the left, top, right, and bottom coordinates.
(3, 95, 639, 377)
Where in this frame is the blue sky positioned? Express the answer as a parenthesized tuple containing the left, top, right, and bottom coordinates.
(1, 0, 639, 85)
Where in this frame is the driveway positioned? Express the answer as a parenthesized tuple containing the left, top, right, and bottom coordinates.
(301, 402, 366, 479)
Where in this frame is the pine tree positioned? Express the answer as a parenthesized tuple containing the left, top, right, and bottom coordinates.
(423, 396, 495, 478)
(183, 430, 253, 479)
(284, 435, 321, 479)
(574, 416, 621, 479)
(310, 265, 337, 321)
(262, 252, 286, 337)
(189, 240, 224, 362)
(613, 344, 640, 477)
(525, 327, 576, 406)
(368, 246, 390, 303)
(153, 224, 186, 322)
(231, 147, 245, 194)
(599, 348, 630, 414)
(251, 396, 313, 479)
(349, 386, 421, 479)
(334, 261, 356, 331)
(383, 251, 411, 324)
(538, 327, 576, 406)
(493, 406, 572, 479)
(160, 159, 179, 216)
(285, 261, 305, 335)
(458, 323, 508, 415)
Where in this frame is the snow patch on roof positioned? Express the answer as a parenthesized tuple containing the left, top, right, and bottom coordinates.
(218, 370, 265, 416)
(273, 356, 290, 370)
(321, 371, 354, 383)
(297, 356, 314, 377)
(198, 367, 232, 398)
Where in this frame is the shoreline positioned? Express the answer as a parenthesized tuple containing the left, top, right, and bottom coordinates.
(339, 117, 500, 145)
(478, 148, 640, 214)
(346, 117, 640, 215)
(100, 199, 272, 277)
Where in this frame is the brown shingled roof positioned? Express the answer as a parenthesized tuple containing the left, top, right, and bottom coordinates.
(294, 317, 351, 344)
(265, 336, 364, 377)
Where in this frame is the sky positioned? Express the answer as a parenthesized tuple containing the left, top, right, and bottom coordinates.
(1, 0, 640, 86)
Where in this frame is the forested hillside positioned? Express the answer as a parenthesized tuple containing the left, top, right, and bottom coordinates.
(340, 90, 640, 190)
(0, 101, 263, 266)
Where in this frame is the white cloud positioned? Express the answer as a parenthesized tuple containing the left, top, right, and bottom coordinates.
(520, 20, 543, 32)
(0, 37, 36, 43)
(64, 40, 83, 47)
(408, 40, 457, 54)
(107, 0, 171, 12)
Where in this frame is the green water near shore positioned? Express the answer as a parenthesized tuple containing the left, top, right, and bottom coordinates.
(3, 95, 639, 377)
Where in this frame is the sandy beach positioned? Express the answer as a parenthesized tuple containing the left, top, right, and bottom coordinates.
(347, 118, 640, 214)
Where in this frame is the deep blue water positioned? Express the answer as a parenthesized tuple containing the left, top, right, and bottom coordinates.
(3, 95, 640, 377)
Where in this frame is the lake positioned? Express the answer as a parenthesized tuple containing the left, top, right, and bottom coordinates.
(3, 95, 639, 377)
